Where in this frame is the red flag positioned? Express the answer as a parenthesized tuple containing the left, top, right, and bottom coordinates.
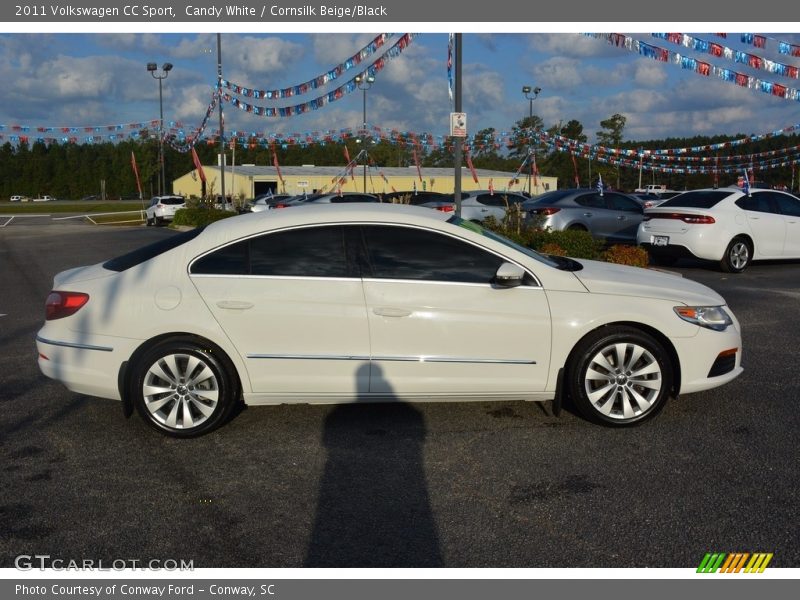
(191, 146, 206, 183)
(271, 145, 284, 184)
(130, 151, 142, 197)
(465, 150, 479, 184)
(570, 152, 580, 188)
(344, 146, 355, 181)
(412, 147, 423, 181)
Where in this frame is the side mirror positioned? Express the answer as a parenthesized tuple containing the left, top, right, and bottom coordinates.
(494, 262, 525, 288)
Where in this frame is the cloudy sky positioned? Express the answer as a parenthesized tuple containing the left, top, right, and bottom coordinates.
(1, 31, 799, 146)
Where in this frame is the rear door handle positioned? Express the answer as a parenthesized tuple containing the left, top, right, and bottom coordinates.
(373, 307, 412, 318)
(216, 300, 254, 310)
(617, 215, 626, 220)
(583, 212, 593, 217)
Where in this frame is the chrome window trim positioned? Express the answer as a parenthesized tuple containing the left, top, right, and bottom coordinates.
(191, 274, 362, 282)
(36, 335, 113, 353)
(361, 277, 544, 290)
(188, 221, 542, 287)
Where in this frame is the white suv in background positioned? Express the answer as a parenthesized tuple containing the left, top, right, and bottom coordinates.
(145, 196, 185, 226)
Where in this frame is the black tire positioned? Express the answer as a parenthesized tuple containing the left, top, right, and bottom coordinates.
(145, 215, 153, 226)
(131, 339, 239, 437)
(720, 237, 752, 273)
(567, 326, 673, 426)
(567, 224, 587, 231)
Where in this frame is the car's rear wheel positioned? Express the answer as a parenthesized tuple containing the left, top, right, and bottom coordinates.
(567, 224, 587, 231)
(131, 340, 238, 437)
(720, 237, 752, 273)
(568, 327, 673, 426)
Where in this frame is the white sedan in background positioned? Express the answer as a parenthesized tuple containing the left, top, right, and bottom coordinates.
(37, 204, 742, 437)
(638, 187, 800, 272)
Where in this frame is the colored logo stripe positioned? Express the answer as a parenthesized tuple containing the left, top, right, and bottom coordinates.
(697, 552, 773, 573)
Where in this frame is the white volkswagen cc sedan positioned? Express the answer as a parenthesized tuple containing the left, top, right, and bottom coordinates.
(638, 187, 800, 272)
(37, 204, 743, 437)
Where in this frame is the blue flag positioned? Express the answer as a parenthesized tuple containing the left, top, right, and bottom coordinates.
(742, 169, 750, 196)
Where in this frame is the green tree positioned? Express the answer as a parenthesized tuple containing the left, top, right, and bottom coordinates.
(597, 113, 627, 189)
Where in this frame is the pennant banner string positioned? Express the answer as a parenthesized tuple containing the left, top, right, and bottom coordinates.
(652, 33, 800, 81)
(221, 33, 394, 99)
(584, 33, 800, 102)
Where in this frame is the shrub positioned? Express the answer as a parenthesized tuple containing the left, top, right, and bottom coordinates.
(601, 245, 651, 268)
(172, 207, 236, 228)
(539, 242, 568, 256)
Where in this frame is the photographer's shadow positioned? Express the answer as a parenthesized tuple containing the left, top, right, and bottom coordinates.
(304, 363, 443, 567)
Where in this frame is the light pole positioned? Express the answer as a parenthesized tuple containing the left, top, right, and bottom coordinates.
(147, 62, 173, 197)
(522, 85, 541, 195)
(355, 73, 375, 193)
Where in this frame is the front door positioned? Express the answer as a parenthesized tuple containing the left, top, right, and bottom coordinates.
(358, 224, 552, 396)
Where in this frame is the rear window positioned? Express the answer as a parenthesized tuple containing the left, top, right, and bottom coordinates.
(658, 191, 730, 209)
(528, 189, 581, 205)
(103, 228, 204, 272)
(159, 197, 184, 205)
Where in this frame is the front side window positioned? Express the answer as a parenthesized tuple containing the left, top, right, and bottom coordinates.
(361, 225, 505, 284)
(773, 193, 800, 217)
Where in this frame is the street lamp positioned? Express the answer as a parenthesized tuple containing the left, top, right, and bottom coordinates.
(147, 61, 173, 196)
(522, 85, 541, 195)
(355, 73, 375, 193)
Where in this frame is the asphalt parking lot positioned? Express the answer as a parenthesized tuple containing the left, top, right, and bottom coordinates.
(1, 219, 798, 568)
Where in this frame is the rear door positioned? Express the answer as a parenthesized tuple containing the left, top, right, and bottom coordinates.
(190, 225, 371, 395)
(735, 192, 785, 258)
(772, 193, 800, 257)
(604, 193, 645, 242)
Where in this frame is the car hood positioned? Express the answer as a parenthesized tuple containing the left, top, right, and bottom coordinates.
(571, 259, 726, 306)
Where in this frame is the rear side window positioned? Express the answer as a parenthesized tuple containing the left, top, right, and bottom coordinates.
(659, 191, 730, 209)
(190, 226, 356, 278)
(103, 228, 204, 272)
(476, 193, 526, 207)
(574, 194, 606, 209)
(735, 193, 774, 214)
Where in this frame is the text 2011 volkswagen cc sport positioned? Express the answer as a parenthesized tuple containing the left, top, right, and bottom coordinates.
(36, 204, 743, 437)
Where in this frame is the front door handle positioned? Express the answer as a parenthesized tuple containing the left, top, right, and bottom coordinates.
(373, 307, 412, 318)
(583, 212, 593, 217)
(216, 300, 254, 310)
(617, 215, 626, 220)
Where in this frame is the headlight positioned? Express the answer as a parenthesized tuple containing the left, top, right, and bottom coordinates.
(674, 306, 733, 331)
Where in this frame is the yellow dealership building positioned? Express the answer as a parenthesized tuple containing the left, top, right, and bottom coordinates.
(172, 165, 557, 199)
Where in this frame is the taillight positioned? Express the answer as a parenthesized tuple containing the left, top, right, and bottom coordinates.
(529, 207, 561, 216)
(435, 205, 455, 213)
(46, 291, 89, 320)
(644, 213, 715, 224)
(274, 203, 288, 209)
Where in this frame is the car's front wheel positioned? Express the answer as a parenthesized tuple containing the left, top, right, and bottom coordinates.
(720, 237, 752, 273)
(131, 339, 239, 437)
(568, 327, 673, 426)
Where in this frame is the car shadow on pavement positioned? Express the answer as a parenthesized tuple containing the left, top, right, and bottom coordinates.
(304, 363, 443, 567)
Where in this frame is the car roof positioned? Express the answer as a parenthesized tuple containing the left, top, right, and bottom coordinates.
(199, 202, 450, 247)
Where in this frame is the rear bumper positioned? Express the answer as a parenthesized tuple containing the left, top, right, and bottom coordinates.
(36, 332, 138, 401)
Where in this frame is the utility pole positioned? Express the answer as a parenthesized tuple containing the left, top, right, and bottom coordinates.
(217, 33, 226, 207)
(454, 33, 463, 217)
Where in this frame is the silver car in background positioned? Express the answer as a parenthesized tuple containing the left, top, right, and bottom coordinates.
(522, 189, 645, 243)
(419, 190, 530, 222)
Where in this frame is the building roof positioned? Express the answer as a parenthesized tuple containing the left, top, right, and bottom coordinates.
(193, 165, 552, 179)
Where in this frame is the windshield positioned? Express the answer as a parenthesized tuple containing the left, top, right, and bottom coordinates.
(446, 216, 561, 269)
